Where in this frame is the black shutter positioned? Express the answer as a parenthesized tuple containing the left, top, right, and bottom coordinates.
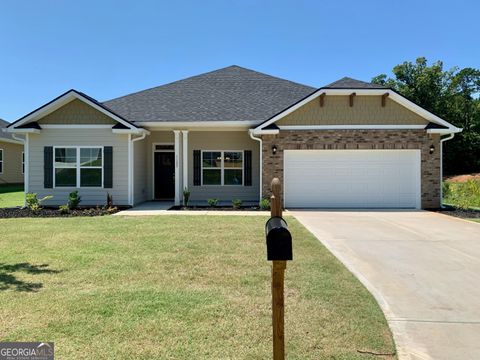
(44, 146, 53, 188)
(104, 146, 113, 188)
(244, 150, 252, 186)
(193, 150, 201, 186)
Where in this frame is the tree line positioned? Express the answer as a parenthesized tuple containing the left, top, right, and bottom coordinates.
(372, 57, 480, 175)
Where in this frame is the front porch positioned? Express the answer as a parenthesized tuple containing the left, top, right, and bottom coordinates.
(131, 129, 261, 206)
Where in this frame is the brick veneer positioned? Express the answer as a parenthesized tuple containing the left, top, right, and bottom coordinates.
(261, 130, 441, 209)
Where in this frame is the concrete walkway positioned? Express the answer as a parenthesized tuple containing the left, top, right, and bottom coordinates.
(291, 210, 480, 360)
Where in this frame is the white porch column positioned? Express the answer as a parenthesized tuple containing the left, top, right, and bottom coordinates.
(182, 130, 189, 193)
(174, 130, 181, 205)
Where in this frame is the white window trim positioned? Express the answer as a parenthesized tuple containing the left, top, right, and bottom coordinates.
(201, 150, 244, 186)
(53, 146, 104, 189)
(0, 148, 3, 174)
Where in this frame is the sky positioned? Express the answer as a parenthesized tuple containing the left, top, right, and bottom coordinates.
(0, 0, 478, 121)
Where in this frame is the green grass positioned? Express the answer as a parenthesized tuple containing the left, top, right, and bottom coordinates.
(0, 184, 24, 208)
(0, 216, 395, 359)
(469, 219, 480, 223)
(443, 180, 480, 209)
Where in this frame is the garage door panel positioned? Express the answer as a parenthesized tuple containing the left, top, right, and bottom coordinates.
(284, 150, 421, 208)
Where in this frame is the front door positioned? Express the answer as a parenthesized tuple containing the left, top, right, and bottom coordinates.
(154, 152, 175, 199)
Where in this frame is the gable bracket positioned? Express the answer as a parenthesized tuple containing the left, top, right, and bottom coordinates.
(349, 92, 356, 107)
(382, 93, 389, 107)
(319, 93, 326, 107)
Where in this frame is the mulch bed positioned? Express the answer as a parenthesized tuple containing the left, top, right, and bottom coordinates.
(0, 207, 121, 219)
(434, 206, 480, 219)
(169, 205, 263, 211)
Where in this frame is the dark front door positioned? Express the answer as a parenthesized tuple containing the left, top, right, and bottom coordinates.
(154, 152, 175, 199)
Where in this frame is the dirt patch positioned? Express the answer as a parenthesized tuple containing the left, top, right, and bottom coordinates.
(444, 173, 480, 183)
(0, 207, 121, 218)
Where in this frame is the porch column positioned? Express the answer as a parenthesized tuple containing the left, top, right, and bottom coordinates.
(182, 130, 189, 193)
(174, 130, 181, 205)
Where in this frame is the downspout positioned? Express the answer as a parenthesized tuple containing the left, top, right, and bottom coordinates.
(12, 134, 27, 205)
(249, 129, 263, 201)
(440, 133, 455, 208)
(129, 132, 147, 206)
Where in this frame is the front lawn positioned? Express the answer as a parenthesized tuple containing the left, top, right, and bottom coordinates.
(0, 216, 395, 359)
(0, 184, 24, 208)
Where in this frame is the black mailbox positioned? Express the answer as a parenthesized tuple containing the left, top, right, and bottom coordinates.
(265, 217, 293, 261)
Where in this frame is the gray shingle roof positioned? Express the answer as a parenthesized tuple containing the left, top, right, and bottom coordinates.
(324, 77, 387, 89)
(103, 65, 316, 122)
(0, 118, 16, 141)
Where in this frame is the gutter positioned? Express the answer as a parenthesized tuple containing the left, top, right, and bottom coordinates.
(249, 129, 263, 201)
(128, 132, 147, 206)
(440, 133, 455, 209)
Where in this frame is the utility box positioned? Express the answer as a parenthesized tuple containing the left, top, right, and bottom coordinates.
(265, 217, 293, 261)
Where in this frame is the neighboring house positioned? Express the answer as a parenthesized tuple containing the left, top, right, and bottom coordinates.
(6, 66, 461, 208)
(0, 118, 24, 184)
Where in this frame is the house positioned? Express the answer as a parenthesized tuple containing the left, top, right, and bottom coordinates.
(6, 66, 461, 209)
(0, 118, 24, 184)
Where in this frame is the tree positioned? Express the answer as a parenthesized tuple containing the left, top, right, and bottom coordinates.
(372, 57, 480, 174)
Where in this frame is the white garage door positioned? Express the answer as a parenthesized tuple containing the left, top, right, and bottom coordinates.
(284, 150, 421, 209)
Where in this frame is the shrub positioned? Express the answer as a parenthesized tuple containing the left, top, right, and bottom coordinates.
(25, 193, 53, 212)
(183, 188, 191, 207)
(68, 191, 81, 210)
(260, 198, 271, 210)
(232, 198, 242, 209)
(207, 198, 218, 207)
(442, 182, 451, 199)
(59, 204, 70, 214)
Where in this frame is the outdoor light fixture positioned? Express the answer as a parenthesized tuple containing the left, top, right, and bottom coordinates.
(272, 145, 278, 154)
(429, 145, 435, 154)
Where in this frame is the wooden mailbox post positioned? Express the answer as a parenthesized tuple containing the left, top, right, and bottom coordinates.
(265, 178, 293, 360)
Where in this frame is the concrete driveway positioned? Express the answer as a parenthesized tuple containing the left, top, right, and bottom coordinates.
(291, 210, 480, 360)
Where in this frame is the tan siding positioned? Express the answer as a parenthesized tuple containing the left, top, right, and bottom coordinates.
(38, 99, 116, 125)
(188, 131, 260, 202)
(0, 141, 24, 184)
(133, 137, 148, 205)
(277, 96, 429, 126)
(28, 129, 129, 206)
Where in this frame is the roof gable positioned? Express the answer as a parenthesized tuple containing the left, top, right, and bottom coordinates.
(8, 90, 139, 131)
(103, 65, 316, 123)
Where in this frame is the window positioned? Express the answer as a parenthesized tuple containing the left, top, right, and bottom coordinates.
(22, 152, 24, 174)
(0, 149, 3, 174)
(202, 151, 243, 186)
(54, 147, 103, 188)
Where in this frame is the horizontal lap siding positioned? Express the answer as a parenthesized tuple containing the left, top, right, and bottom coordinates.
(28, 129, 129, 206)
(0, 142, 24, 184)
(188, 131, 260, 202)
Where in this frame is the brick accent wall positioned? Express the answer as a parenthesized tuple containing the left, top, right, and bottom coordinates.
(261, 130, 441, 209)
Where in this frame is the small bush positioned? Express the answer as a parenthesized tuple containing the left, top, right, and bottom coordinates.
(68, 191, 81, 209)
(260, 198, 271, 210)
(232, 198, 242, 209)
(59, 204, 70, 214)
(207, 198, 218, 207)
(25, 193, 53, 212)
(183, 188, 190, 207)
